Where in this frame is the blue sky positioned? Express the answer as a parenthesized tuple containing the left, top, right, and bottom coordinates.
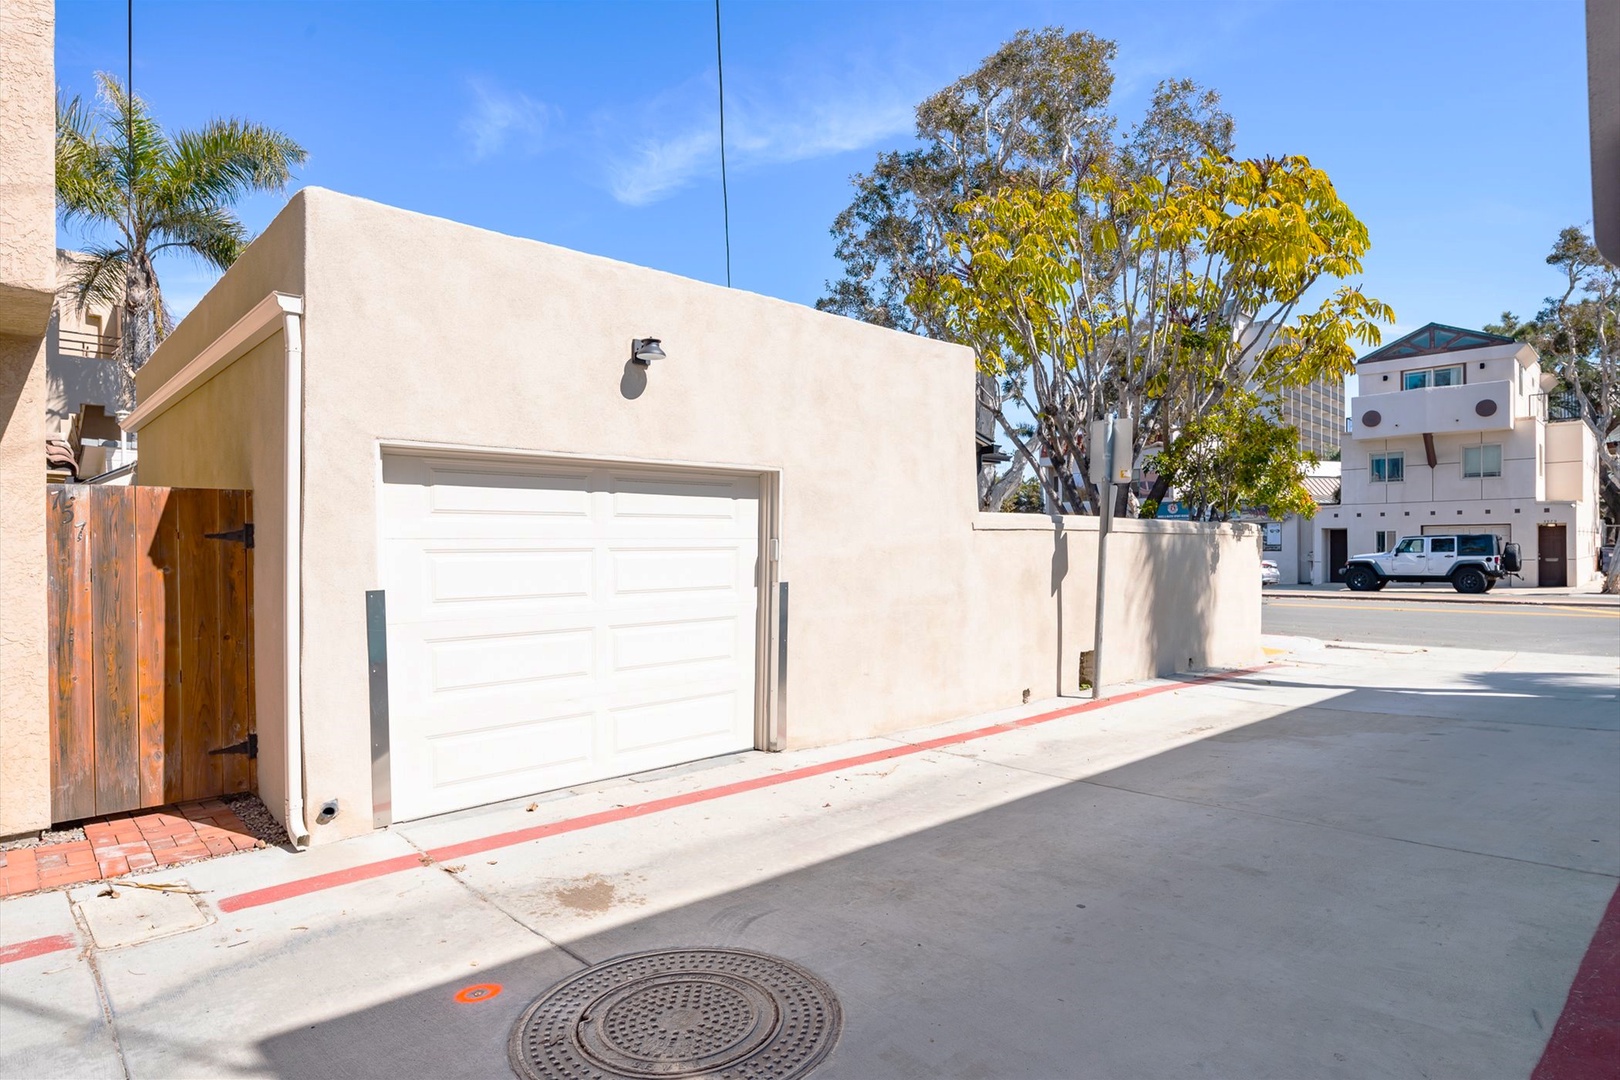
(56, 0, 1594, 356)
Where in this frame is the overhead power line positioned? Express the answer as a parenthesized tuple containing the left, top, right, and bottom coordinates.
(715, 0, 732, 288)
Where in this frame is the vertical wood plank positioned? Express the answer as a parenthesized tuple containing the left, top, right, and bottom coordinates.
(135, 487, 182, 807)
(217, 490, 251, 794)
(245, 490, 257, 794)
(91, 487, 141, 815)
(178, 489, 222, 800)
(47, 487, 95, 823)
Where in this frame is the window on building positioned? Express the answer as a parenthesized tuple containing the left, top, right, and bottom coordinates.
(1462, 444, 1502, 478)
(1375, 530, 1395, 552)
(1402, 364, 1465, 390)
(1370, 452, 1404, 482)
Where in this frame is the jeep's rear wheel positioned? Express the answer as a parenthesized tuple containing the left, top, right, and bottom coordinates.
(1345, 567, 1380, 592)
(1453, 567, 1488, 594)
(1484, 579, 1497, 592)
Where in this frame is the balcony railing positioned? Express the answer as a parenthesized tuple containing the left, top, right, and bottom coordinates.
(55, 328, 118, 361)
(1535, 389, 1593, 424)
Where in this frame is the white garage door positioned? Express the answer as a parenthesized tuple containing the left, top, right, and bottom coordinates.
(380, 453, 760, 821)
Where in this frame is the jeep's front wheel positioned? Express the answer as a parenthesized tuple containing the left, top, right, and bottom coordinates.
(1453, 567, 1488, 594)
(1345, 567, 1380, 592)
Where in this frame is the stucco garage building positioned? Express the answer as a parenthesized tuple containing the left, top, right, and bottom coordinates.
(126, 189, 1259, 845)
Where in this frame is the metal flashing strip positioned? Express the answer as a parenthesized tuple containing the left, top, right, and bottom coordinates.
(366, 590, 392, 828)
(123, 292, 303, 432)
(774, 580, 789, 752)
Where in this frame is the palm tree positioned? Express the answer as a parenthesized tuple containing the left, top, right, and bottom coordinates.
(55, 72, 306, 408)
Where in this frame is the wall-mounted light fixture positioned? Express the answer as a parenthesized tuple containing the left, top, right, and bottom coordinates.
(631, 338, 665, 366)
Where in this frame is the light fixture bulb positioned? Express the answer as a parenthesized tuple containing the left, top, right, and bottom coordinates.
(632, 338, 665, 365)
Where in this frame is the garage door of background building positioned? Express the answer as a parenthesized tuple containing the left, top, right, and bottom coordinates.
(380, 452, 760, 821)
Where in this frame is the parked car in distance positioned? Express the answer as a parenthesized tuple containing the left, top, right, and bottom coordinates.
(1260, 559, 1280, 586)
(1340, 533, 1520, 594)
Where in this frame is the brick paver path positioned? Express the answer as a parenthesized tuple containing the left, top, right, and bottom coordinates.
(0, 799, 262, 897)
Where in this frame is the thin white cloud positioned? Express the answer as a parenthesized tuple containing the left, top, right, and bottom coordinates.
(461, 77, 552, 161)
(604, 74, 916, 206)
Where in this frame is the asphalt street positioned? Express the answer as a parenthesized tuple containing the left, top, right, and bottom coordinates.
(1263, 595, 1620, 656)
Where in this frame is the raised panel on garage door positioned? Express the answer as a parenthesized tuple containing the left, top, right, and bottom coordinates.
(381, 453, 759, 820)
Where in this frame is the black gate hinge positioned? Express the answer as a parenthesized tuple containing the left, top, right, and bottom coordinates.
(204, 523, 254, 549)
(209, 733, 258, 759)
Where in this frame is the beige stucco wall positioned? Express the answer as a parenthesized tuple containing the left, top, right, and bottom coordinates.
(0, 0, 56, 338)
(1545, 418, 1598, 505)
(1, 334, 50, 836)
(137, 188, 1261, 844)
(0, 0, 55, 836)
(133, 197, 305, 830)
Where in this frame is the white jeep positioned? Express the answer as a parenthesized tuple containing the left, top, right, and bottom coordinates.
(1341, 534, 1521, 594)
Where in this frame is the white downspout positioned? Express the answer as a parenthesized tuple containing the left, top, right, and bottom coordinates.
(282, 309, 310, 848)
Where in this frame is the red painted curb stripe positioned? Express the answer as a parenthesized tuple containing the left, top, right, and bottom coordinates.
(219, 666, 1266, 913)
(1532, 881, 1620, 1080)
(0, 934, 77, 965)
(217, 853, 427, 913)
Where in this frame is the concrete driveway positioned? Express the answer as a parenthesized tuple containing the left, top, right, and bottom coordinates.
(3, 640, 1616, 1079)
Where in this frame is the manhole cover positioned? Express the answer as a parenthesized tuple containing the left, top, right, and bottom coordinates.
(509, 948, 841, 1080)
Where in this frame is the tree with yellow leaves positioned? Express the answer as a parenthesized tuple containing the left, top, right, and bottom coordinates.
(825, 28, 1393, 517)
(912, 153, 1392, 517)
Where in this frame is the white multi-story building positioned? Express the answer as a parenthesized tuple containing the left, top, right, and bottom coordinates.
(1313, 323, 1601, 587)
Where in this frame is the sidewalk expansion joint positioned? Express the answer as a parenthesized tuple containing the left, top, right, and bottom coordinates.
(393, 830, 594, 970)
(69, 897, 132, 1080)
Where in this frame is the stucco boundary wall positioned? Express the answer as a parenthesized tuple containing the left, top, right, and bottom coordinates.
(972, 514, 1263, 689)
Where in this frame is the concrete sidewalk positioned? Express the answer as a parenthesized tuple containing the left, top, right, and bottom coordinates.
(3, 641, 1616, 1079)
(1268, 580, 1620, 607)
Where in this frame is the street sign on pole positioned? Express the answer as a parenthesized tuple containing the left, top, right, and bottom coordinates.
(1087, 419, 1109, 485)
(1109, 418, 1133, 483)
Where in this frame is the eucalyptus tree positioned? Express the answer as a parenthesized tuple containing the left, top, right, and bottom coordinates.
(56, 73, 306, 408)
(1488, 227, 1620, 591)
(821, 27, 1387, 515)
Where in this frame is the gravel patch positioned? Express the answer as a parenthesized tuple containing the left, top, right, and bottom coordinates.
(223, 792, 290, 848)
(1, 824, 86, 851)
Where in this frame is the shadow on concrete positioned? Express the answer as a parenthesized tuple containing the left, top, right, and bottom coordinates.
(1119, 521, 1237, 678)
(249, 668, 1619, 1079)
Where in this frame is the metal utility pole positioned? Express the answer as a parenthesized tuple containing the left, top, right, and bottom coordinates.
(1089, 415, 1131, 700)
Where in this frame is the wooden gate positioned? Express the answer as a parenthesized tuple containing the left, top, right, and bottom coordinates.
(47, 486, 254, 823)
